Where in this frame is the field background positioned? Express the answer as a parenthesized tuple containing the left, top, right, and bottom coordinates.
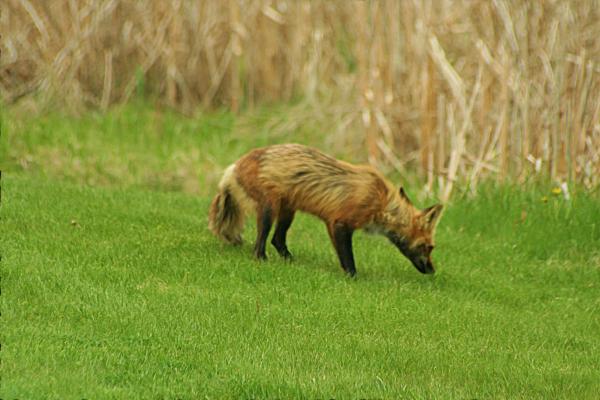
(2, 0, 600, 398)
(2, 106, 600, 398)
(2, 131, 600, 398)
(2, 0, 600, 196)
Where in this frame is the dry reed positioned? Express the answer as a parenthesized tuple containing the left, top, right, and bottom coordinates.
(2, 0, 599, 197)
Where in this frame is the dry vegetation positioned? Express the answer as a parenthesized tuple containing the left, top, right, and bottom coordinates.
(2, 0, 600, 196)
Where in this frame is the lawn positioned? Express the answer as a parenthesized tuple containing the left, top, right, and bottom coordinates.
(1, 105, 600, 398)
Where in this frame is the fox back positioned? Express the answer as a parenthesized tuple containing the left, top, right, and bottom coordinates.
(235, 144, 391, 228)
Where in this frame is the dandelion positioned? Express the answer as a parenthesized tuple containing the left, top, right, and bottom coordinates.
(551, 183, 570, 200)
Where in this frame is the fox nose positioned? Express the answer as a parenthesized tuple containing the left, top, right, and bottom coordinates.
(424, 264, 435, 274)
(415, 258, 435, 274)
(424, 258, 436, 274)
(418, 260, 435, 274)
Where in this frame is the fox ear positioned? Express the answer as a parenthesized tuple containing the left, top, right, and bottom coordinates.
(422, 204, 444, 229)
(398, 187, 412, 204)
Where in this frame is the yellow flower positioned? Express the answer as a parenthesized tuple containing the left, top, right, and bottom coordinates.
(551, 187, 562, 195)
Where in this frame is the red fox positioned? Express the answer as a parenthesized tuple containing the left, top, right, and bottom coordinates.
(208, 144, 444, 276)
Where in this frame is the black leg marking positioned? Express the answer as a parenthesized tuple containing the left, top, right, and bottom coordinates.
(271, 207, 295, 259)
(328, 222, 356, 277)
(254, 206, 273, 260)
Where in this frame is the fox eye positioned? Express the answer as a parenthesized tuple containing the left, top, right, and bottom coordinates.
(420, 244, 434, 253)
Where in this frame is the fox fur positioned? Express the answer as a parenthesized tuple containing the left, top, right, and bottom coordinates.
(208, 144, 444, 276)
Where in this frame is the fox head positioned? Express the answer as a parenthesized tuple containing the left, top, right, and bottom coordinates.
(379, 187, 444, 274)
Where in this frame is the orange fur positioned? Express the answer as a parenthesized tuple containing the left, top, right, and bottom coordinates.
(234, 144, 392, 228)
(208, 144, 444, 275)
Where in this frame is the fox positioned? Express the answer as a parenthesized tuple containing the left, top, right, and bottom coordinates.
(208, 144, 444, 277)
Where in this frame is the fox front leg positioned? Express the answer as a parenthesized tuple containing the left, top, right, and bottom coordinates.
(328, 222, 357, 277)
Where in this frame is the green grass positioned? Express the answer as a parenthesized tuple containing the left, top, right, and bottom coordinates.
(2, 103, 600, 398)
(0, 101, 344, 195)
(2, 173, 599, 398)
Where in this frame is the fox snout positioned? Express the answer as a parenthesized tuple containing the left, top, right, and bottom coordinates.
(386, 232, 436, 274)
(401, 247, 436, 275)
(411, 256, 435, 274)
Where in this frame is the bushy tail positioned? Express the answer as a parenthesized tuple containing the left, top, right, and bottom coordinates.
(208, 165, 248, 245)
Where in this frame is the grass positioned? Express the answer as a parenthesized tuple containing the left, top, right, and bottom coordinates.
(0, 101, 341, 195)
(2, 104, 600, 398)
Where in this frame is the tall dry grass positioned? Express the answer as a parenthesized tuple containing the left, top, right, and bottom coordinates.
(2, 0, 600, 197)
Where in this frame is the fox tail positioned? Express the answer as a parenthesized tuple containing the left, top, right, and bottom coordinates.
(208, 165, 251, 245)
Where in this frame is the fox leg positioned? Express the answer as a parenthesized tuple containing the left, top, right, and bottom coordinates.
(254, 205, 273, 260)
(327, 222, 356, 277)
(271, 206, 295, 259)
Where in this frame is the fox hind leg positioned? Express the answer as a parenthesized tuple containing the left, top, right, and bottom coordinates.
(271, 206, 295, 259)
(254, 205, 273, 260)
